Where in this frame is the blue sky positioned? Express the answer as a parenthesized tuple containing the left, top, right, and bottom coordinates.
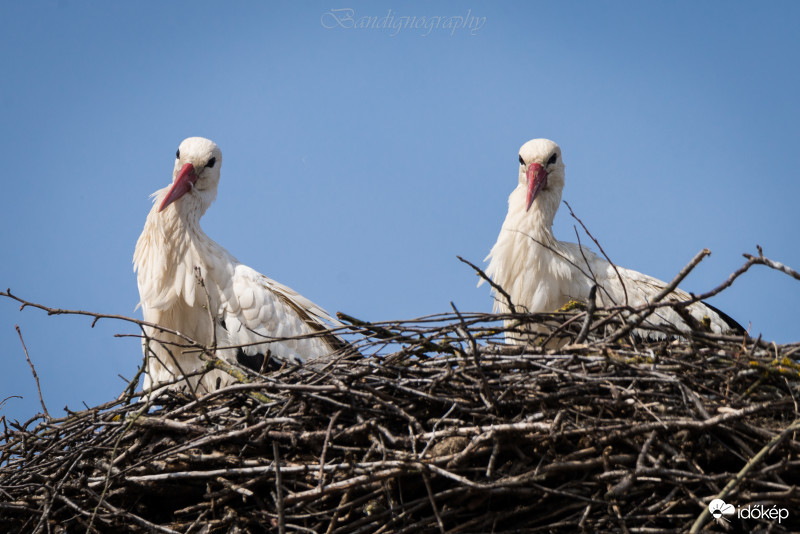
(1, 1, 798, 424)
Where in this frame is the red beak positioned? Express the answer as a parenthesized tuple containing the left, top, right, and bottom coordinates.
(525, 162, 547, 212)
(159, 163, 199, 212)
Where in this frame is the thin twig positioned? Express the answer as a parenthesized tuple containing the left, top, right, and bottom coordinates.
(15, 325, 49, 419)
(575, 285, 597, 344)
(564, 200, 629, 306)
(273, 441, 286, 534)
(606, 249, 711, 341)
(457, 255, 518, 314)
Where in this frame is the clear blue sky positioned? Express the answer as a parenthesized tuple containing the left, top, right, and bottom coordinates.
(2, 1, 798, 424)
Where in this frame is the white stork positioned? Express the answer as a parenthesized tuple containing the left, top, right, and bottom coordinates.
(482, 138, 742, 341)
(134, 137, 343, 393)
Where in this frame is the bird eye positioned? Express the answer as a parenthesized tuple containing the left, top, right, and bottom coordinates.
(206, 157, 216, 169)
(518, 155, 525, 165)
(176, 149, 180, 159)
(547, 153, 558, 165)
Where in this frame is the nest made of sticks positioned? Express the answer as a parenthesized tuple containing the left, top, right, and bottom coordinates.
(1, 249, 800, 533)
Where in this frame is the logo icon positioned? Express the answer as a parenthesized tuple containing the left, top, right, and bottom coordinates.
(709, 499, 736, 523)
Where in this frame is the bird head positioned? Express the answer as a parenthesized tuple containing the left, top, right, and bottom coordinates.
(517, 138, 565, 212)
(159, 137, 223, 214)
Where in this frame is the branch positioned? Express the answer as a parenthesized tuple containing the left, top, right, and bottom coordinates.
(565, 201, 629, 307)
(457, 255, 518, 314)
(575, 285, 598, 344)
(15, 325, 49, 419)
(606, 249, 711, 342)
(1, 289, 197, 345)
(744, 245, 800, 281)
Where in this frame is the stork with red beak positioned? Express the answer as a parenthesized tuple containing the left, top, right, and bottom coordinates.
(134, 137, 343, 393)
(482, 138, 742, 340)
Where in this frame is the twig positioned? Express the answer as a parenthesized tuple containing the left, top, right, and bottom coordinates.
(564, 201, 629, 306)
(195, 267, 217, 351)
(457, 255, 517, 314)
(606, 249, 711, 341)
(273, 441, 286, 534)
(575, 285, 597, 344)
(1, 289, 192, 342)
(421, 470, 445, 534)
(15, 325, 49, 419)
(745, 245, 800, 281)
(318, 410, 341, 489)
(451, 301, 495, 411)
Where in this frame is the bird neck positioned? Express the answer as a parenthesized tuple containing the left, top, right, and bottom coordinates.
(134, 188, 231, 311)
(513, 185, 560, 244)
(148, 188, 210, 243)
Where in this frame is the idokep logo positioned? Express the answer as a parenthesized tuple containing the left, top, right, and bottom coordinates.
(708, 498, 790, 525)
(709, 499, 735, 523)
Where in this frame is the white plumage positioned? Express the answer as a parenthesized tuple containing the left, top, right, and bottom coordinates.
(482, 138, 741, 341)
(134, 137, 342, 393)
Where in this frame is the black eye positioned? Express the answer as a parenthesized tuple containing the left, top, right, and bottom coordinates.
(176, 149, 180, 159)
(547, 153, 558, 165)
(205, 157, 216, 169)
(518, 155, 525, 165)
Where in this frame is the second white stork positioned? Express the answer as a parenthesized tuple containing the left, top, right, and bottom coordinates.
(134, 137, 343, 393)
(482, 138, 742, 341)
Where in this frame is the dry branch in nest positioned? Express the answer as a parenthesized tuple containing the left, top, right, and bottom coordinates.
(1, 248, 800, 533)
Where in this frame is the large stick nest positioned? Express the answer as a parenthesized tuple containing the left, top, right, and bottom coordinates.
(2, 248, 800, 533)
(2, 305, 800, 533)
